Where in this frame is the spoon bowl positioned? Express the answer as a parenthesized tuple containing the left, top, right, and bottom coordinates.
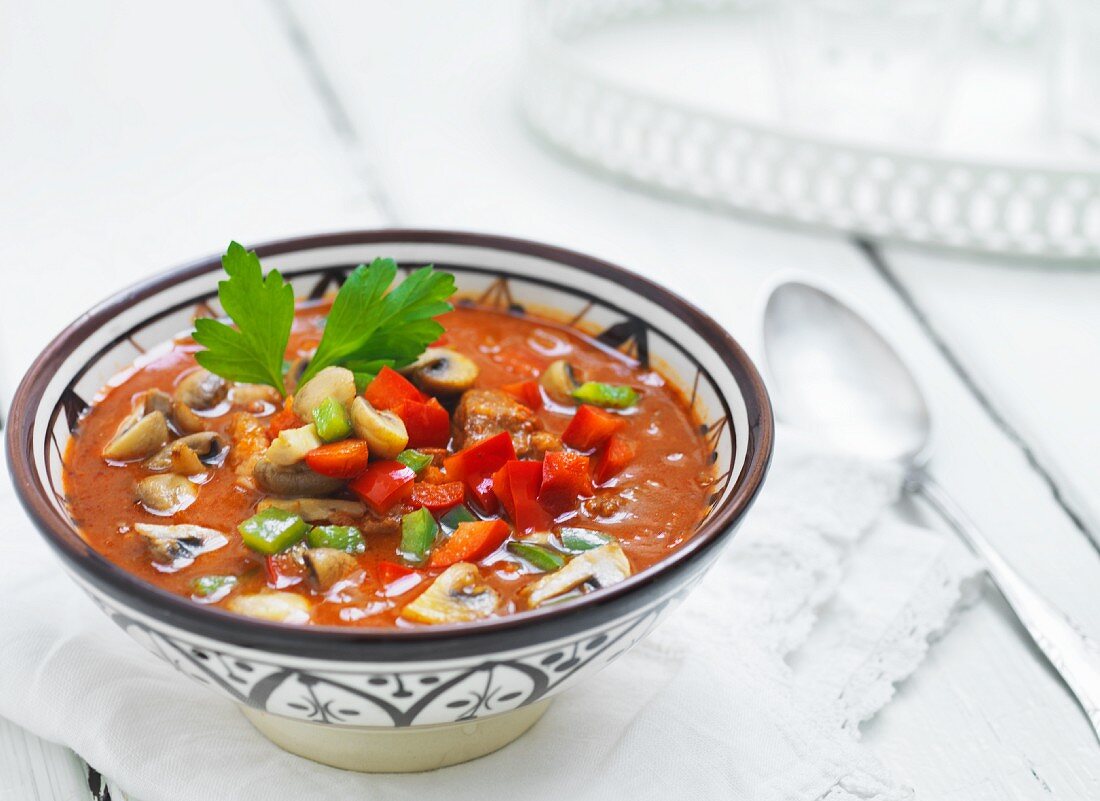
(763, 281, 931, 465)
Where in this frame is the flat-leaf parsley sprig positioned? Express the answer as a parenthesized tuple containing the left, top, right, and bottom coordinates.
(192, 241, 456, 395)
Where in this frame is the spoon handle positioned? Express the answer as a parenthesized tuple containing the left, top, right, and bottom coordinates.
(913, 472, 1100, 743)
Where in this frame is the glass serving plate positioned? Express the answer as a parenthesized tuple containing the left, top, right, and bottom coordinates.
(520, 0, 1100, 263)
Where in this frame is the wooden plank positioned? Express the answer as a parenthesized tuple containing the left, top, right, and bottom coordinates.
(878, 245, 1100, 547)
(0, 0, 383, 390)
(0, 718, 91, 801)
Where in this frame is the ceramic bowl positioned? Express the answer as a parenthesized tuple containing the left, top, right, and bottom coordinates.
(6, 230, 773, 772)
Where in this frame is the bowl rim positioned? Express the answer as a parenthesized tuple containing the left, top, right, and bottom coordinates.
(6, 229, 773, 661)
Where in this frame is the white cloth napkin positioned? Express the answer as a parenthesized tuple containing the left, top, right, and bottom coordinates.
(0, 430, 980, 801)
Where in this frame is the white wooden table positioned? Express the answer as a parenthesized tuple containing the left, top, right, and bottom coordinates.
(1, 3, 1098, 799)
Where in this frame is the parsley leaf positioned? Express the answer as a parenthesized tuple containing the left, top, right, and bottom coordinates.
(193, 242, 294, 394)
(298, 261, 455, 385)
(191, 244, 456, 396)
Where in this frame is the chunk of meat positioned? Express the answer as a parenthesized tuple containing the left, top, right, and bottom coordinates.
(584, 493, 626, 519)
(228, 413, 270, 489)
(529, 430, 563, 459)
(359, 515, 402, 540)
(452, 389, 548, 457)
(418, 447, 449, 467)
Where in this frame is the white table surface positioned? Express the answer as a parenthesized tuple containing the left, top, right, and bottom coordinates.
(1, 2, 1098, 799)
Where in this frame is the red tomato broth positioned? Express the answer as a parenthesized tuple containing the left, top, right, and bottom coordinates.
(63, 304, 715, 628)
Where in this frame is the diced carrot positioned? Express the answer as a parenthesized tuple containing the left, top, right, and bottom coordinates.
(429, 519, 511, 568)
(349, 460, 416, 514)
(562, 404, 626, 451)
(364, 366, 426, 411)
(396, 398, 451, 448)
(410, 481, 466, 512)
(538, 450, 594, 516)
(591, 435, 636, 484)
(304, 439, 370, 479)
(266, 397, 302, 440)
(501, 380, 543, 410)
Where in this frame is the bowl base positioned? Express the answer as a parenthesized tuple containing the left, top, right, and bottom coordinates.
(241, 700, 551, 772)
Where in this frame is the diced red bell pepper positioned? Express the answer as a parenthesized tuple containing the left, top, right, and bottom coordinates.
(364, 366, 426, 411)
(349, 460, 416, 515)
(377, 560, 414, 585)
(429, 519, 511, 568)
(591, 434, 636, 484)
(396, 398, 451, 448)
(445, 432, 517, 514)
(538, 450, 594, 517)
(304, 439, 370, 479)
(376, 560, 422, 596)
(467, 473, 499, 514)
(264, 553, 305, 589)
(267, 397, 302, 440)
(562, 404, 626, 451)
(409, 480, 466, 512)
(443, 431, 517, 481)
(492, 460, 551, 533)
(501, 380, 543, 410)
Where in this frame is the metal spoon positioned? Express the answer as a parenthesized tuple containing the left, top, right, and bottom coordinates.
(762, 279, 1100, 743)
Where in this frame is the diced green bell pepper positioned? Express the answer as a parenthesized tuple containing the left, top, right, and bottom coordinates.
(191, 574, 237, 598)
(571, 381, 638, 409)
(238, 508, 310, 555)
(312, 396, 352, 442)
(400, 508, 439, 564)
(439, 503, 477, 534)
(307, 525, 366, 554)
(558, 527, 612, 552)
(507, 541, 565, 572)
(396, 448, 433, 475)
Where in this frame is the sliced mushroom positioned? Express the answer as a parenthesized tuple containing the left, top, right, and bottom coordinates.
(230, 383, 282, 412)
(171, 400, 206, 434)
(539, 359, 581, 404)
(253, 459, 345, 497)
(133, 523, 226, 568)
(522, 541, 631, 608)
(257, 497, 366, 523)
(303, 548, 360, 591)
(227, 591, 311, 623)
(133, 473, 199, 515)
(292, 366, 356, 420)
(177, 368, 228, 410)
(103, 411, 170, 461)
(403, 348, 479, 396)
(145, 432, 226, 474)
(265, 423, 323, 466)
(349, 396, 408, 458)
(401, 563, 500, 625)
(135, 389, 173, 418)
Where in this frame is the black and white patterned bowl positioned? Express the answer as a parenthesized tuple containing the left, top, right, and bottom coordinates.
(6, 231, 773, 771)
